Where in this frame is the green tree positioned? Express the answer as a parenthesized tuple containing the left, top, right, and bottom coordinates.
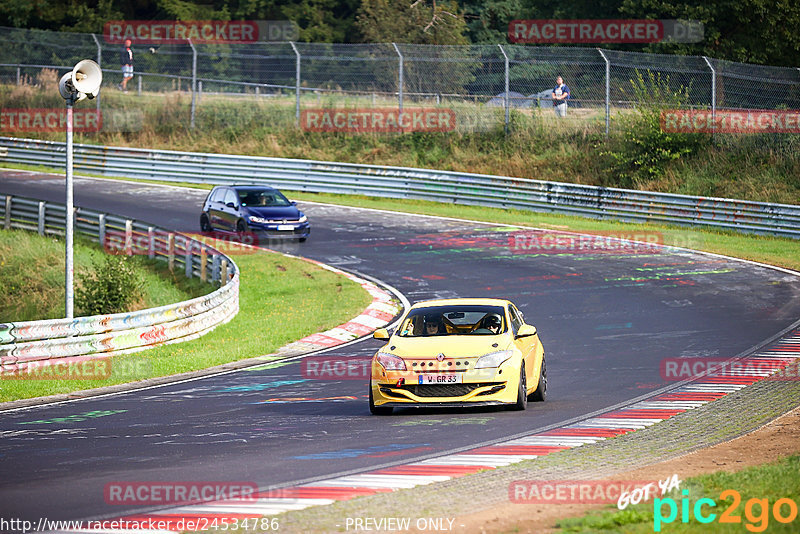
(357, 0, 469, 45)
(460, 0, 525, 43)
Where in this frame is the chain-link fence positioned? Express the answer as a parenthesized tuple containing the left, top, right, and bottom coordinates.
(1, 25, 799, 135)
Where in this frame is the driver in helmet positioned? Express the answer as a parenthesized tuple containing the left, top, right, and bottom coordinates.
(483, 314, 502, 334)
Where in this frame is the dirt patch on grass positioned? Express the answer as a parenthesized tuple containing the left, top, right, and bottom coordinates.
(452, 404, 800, 534)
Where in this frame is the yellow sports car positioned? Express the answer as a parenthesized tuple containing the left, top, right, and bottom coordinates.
(369, 298, 546, 415)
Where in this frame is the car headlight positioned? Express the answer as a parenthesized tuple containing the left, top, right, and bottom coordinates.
(376, 352, 406, 371)
(298, 214, 308, 223)
(474, 350, 513, 369)
(248, 216, 268, 224)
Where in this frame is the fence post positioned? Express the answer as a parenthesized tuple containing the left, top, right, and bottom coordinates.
(4, 196, 10, 230)
(16, 65, 20, 85)
(98, 213, 106, 247)
(91, 33, 102, 116)
(188, 39, 197, 129)
(290, 41, 301, 126)
(597, 48, 610, 137)
(198, 80, 202, 104)
(38, 201, 45, 235)
(703, 56, 716, 140)
(138, 75, 142, 95)
(200, 247, 207, 282)
(498, 44, 510, 134)
(220, 258, 228, 286)
(392, 42, 404, 113)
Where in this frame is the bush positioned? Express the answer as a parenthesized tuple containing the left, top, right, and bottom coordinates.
(76, 253, 144, 316)
(600, 71, 710, 188)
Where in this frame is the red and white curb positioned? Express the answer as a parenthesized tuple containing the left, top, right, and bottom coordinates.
(58, 329, 800, 533)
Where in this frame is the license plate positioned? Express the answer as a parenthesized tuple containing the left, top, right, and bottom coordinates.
(277, 224, 295, 231)
(419, 374, 462, 385)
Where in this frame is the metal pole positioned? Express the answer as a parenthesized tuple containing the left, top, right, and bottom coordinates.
(189, 39, 197, 129)
(392, 43, 403, 113)
(598, 48, 610, 137)
(290, 42, 301, 125)
(91, 34, 102, 116)
(703, 56, 716, 139)
(65, 99, 74, 319)
(498, 45, 510, 134)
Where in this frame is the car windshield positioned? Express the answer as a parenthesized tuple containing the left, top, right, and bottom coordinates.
(238, 189, 291, 207)
(396, 305, 507, 337)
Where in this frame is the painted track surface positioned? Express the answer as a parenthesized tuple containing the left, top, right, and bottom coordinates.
(1, 170, 800, 525)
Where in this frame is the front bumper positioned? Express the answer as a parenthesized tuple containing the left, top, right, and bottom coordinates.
(370, 360, 521, 407)
(249, 222, 310, 240)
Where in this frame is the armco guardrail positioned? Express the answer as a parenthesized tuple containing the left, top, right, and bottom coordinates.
(0, 193, 239, 375)
(1, 136, 799, 238)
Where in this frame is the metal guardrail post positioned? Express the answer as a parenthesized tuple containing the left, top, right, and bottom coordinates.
(212, 253, 220, 282)
(91, 33, 102, 116)
(392, 43, 404, 113)
(37, 201, 45, 235)
(188, 39, 197, 129)
(168, 232, 175, 271)
(703, 56, 716, 140)
(125, 219, 133, 255)
(220, 258, 228, 286)
(98, 213, 106, 246)
(184, 238, 193, 278)
(147, 227, 155, 259)
(498, 45, 510, 134)
(4, 196, 10, 230)
(290, 42, 301, 126)
(598, 49, 610, 137)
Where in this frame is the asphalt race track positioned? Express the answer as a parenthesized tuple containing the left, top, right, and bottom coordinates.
(2, 170, 800, 525)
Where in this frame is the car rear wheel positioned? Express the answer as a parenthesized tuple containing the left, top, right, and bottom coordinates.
(512, 365, 527, 410)
(528, 357, 546, 402)
(200, 214, 211, 232)
(369, 387, 392, 415)
(298, 237, 307, 243)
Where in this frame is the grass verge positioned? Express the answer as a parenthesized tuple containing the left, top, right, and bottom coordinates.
(556, 455, 800, 533)
(0, 243, 373, 402)
(0, 228, 207, 321)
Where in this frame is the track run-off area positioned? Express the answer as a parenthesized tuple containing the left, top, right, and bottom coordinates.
(1, 170, 800, 529)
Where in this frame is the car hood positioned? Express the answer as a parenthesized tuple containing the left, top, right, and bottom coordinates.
(386, 335, 510, 359)
(244, 206, 301, 219)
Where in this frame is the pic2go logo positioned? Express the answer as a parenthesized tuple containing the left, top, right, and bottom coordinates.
(654, 489, 798, 532)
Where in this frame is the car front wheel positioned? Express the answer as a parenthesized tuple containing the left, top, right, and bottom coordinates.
(529, 357, 546, 402)
(512, 365, 527, 410)
(200, 214, 212, 232)
(369, 387, 392, 415)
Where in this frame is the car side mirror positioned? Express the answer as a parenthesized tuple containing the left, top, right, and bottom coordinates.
(373, 328, 390, 340)
(226, 202, 236, 209)
(291, 200, 297, 205)
(516, 324, 537, 338)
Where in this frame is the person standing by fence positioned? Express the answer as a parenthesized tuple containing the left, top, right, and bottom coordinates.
(119, 39, 133, 92)
(552, 76, 570, 117)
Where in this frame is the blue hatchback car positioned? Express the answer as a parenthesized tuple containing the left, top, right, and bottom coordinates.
(200, 185, 310, 242)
